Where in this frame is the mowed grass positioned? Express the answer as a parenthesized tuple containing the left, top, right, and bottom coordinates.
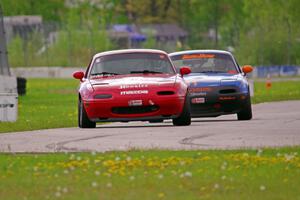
(0, 148, 300, 200)
(252, 80, 300, 104)
(0, 79, 300, 133)
(0, 79, 78, 133)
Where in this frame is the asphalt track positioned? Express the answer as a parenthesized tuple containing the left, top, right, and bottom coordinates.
(0, 101, 299, 153)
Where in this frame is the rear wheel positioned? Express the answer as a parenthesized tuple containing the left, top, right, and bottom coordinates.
(78, 98, 96, 128)
(172, 95, 191, 126)
(237, 95, 252, 120)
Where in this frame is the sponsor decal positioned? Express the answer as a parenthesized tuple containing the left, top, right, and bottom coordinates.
(219, 96, 236, 100)
(120, 84, 148, 89)
(149, 100, 155, 105)
(182, 54, 215, 60)
(120, 90, 149, 95)
(0, 104, 14, 108)
(196, 92, 207, 96)
(128, 100, 143, 106)
(191, 97, 205, 104)
(189, 87, 212, 93)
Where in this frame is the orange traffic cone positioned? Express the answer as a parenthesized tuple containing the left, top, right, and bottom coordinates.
(266, 74, 272, 89)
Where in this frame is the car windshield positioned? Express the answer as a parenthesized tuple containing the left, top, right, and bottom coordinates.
(90, 53, 175, 77)
(171, 53, 238, 74)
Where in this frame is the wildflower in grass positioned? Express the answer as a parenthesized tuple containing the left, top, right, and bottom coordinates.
(69, 154, 75, 160)
(221, 175, 226, 180)
(91, 181, 98, 188)
(243, 153, 249, 157)
(257, 149, 263, 156)
(126, 156, 132, 161)
(33, 166, 38, 172)
(129, 176, 135, 181)
(62, 187, 68, 193)
(55, 191, 61, 197)
(76, 156, 81, 161)
(95, 171, 100, 176)
(221, 164, 226, 170)
(276, 153, 281, 157)
(284, 154, 294, 161)
(115, 156, 120, 161)
(180, 161, 185, 166)
(106, 182, 112, 188)
(214, 183, 220, 189)
(171, 170, 177, 176)
(63, 170, 69, 174)
(260, 185, 266, 191)
(158, 192, 165, 198)
(158, 174, 164, 179)
(91, 151, 97, 156)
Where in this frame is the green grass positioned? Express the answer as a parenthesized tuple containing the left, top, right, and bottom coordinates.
(252, 81, 300, 104)
(0, 79, 78, 133)
(0, 148, 300, 199)
(0, 79, 300, 133)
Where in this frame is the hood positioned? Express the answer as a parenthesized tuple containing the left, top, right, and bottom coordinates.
(89, 74, 177, 90)
(184, 73, 242, 88)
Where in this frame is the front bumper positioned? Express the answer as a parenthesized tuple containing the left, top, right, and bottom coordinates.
(189, 92, 249, 117)
(83, 95, 185, 122)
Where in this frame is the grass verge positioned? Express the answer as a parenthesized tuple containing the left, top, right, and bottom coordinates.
(0, 148, 300, 199)
(0, 79, 300, 133)
(0, 79, 78, 133)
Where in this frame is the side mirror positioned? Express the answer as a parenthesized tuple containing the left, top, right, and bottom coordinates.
(179, 66, 191, 76)
(73, 71, 84, 80)
(242, 65, 253, 74)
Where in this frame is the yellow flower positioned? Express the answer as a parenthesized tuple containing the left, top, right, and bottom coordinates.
(158, 193, 165, 198)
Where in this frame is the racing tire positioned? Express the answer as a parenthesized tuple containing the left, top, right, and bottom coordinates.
(237, 95, 252, 120)
(172, 95, 191, 126)
(78, 98, 96, 128)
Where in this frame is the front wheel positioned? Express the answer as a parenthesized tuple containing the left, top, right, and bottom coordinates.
(172, 95, 191, 126)
(237, 95, 252, 120)
(78, 98, 96, 128)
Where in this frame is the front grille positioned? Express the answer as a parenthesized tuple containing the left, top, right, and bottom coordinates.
(112, 105, 159, 114)
(219, 89, 236, 94)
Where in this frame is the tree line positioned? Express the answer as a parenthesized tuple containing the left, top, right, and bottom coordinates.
(1, 0, 300, 66)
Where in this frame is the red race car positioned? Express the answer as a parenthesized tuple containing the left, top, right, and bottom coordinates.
(73, 49, 191, 128)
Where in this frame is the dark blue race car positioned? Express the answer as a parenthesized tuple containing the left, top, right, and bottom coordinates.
(169, 50, 253, 120)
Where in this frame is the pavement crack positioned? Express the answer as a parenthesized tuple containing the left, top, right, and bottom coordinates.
(179, 134, 213, 147)
(46, 134, 112, 152)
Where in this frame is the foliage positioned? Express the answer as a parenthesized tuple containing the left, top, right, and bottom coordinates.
(2, 0, 300, 66)
(7, 11, 113, 67)
(1, 0, 65, 21)
(0, 148, 300, 199)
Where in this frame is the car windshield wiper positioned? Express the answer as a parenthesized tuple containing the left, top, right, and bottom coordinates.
(91, 72, 120, 76)
(130, 70, 163, 74)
